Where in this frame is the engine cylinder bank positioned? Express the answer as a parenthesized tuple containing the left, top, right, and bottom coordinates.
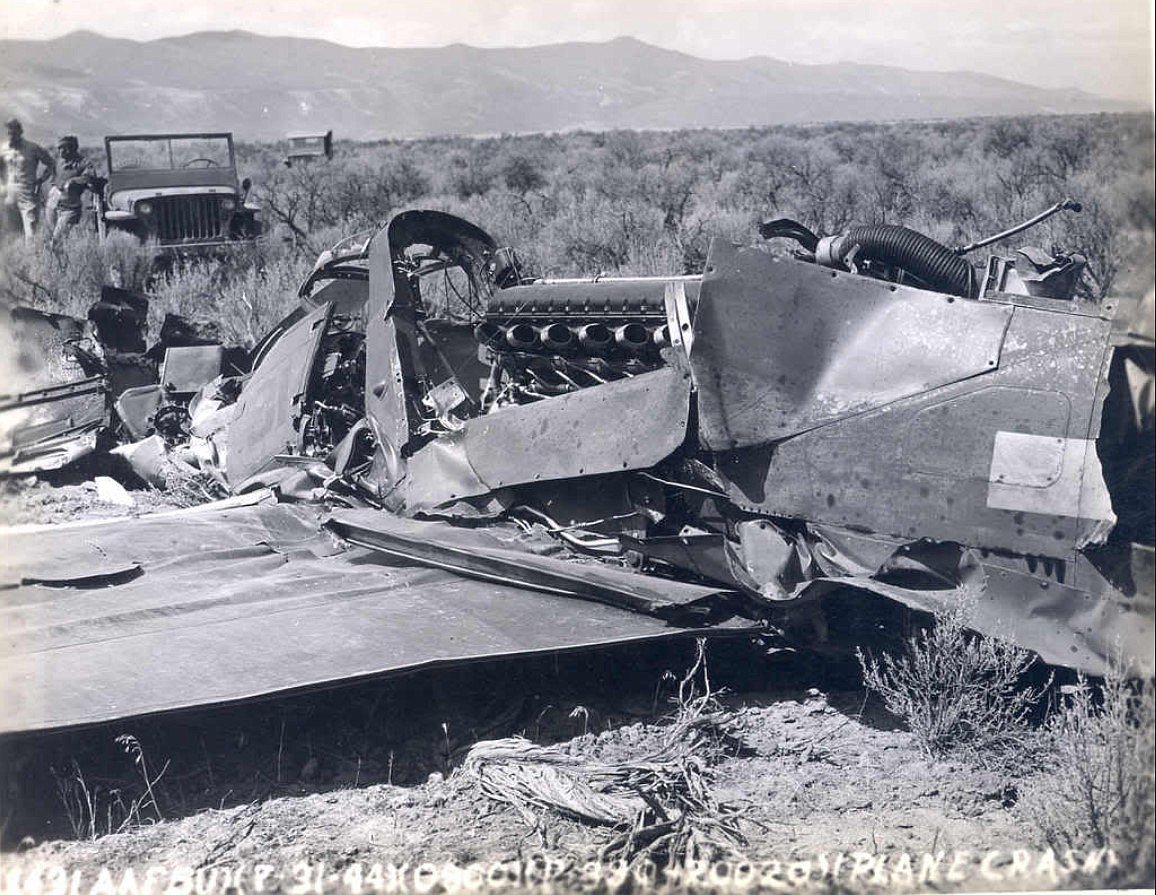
(577, 323, 612, 352)
(474, 280, 700, 401)
(506, 322, 540, 350)
(477, 279, 700, 362)
(480, 322, 668, 357)
(485, 280, 699, 320)
(539, 323, 576, 351)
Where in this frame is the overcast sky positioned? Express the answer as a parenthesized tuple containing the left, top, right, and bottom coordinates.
(2, 0, 1151, 103)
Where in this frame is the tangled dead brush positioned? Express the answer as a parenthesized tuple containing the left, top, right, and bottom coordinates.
(108, 434, 227, 509)
(157, 454, 229, 508)
(458, 641, 749, 865)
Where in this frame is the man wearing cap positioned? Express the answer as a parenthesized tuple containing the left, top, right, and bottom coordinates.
(46, 135, 100, 240)
(1, 118, 55, 240)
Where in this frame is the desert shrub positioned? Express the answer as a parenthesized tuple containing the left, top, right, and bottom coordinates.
(149, 240, 310, 346)
(4, 113, 1151, 330)
(442, 150, 496, 200)
(982, 117, 1034, 158)
(458, 640, 747, 866)
(0, 222, 309, 350)
(857, 605, 1049, 764)
(0, 228, 155, 316)
(241, 112, 1152, 284)
(497, 153, 546, 194)
(1026, 672, 1155, 880)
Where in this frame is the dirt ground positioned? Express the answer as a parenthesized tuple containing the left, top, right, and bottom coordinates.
(0, 462, 187, 527)
(0, 479, 1146, 893)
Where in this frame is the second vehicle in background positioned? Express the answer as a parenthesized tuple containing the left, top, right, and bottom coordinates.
(284, 130, 334, 166)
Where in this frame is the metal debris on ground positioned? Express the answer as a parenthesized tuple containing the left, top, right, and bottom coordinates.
(1, 200, 1152, 734)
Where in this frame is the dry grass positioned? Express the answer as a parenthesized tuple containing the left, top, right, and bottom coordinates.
(0, 228, 309, 350)
(51, 735, 170, 840)
(4, 114, 1152, 329)
(0, 230, 154, 318)
(155, 456, 230, 507)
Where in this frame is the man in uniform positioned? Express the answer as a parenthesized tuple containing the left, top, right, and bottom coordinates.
(46, 135, 100, 240)
(1, 118, 55, 240)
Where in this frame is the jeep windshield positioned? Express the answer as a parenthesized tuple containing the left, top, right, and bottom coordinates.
(106, 135, 234, 172)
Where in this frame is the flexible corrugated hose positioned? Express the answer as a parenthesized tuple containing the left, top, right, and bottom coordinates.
(837, 224, 976, 298)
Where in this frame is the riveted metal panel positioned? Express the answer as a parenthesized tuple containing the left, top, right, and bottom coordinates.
(459, 365, 691, 492)
(327, 510, 735, 617)
(362, 229, 412, 458)
(690, 241, 1013, 449)
(0, 308, 109, 476)
(902, 387, 1071, 479)
(719, 302, 1115, 558)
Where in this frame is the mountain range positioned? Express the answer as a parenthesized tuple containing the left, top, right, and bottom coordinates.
(0, 30, 1135, 143)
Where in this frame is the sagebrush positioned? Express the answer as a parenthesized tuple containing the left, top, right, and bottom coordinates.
(2, 113, 1152, 335)
(1027, 672, 1155, 881)
(857, 606, 1048, 763)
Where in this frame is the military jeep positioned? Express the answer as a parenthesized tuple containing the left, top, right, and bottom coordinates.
(99, 132, 260, 248)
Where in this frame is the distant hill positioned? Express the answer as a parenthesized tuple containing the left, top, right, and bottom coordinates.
(0, 30, 1135, 143)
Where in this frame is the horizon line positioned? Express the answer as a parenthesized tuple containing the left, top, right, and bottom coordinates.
(4, 28, 1112, 97)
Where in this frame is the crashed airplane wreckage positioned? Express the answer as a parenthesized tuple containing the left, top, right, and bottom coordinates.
(1, 206, 1152, 734)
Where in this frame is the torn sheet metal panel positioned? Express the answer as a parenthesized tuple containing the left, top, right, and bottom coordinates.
(979, 548, 1154, 674)
(986, 433, 1115, 525)
(114, 385, 165, 442)
(719, 299, 1116, 559)
(690, 241, 1014, 450)
(459, 366, 689, 493)
(794, 551, 1153, 678)
(402, 428, 498, 510)
(159, 345, 223, 394)
(0, 497, 312, 588)
(0, 503, 751, 735)
(362, 212, 498, 472)
(225, 303, 332, 488)
(399, 367, 692, 513)
(0, 308, 109, 476)
(363, 314, 416, 485)
(794, 571, 1152, 678)
(0, 419, 104, 476)
(325, 509, 746, 622)
(362, 232, 411, 469)
(618, 532, 735, 587)
(760, 522, 1154, 676)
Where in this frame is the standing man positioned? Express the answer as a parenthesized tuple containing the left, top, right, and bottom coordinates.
(1, 118, 55, 240)
(46, 135, 100, 240)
